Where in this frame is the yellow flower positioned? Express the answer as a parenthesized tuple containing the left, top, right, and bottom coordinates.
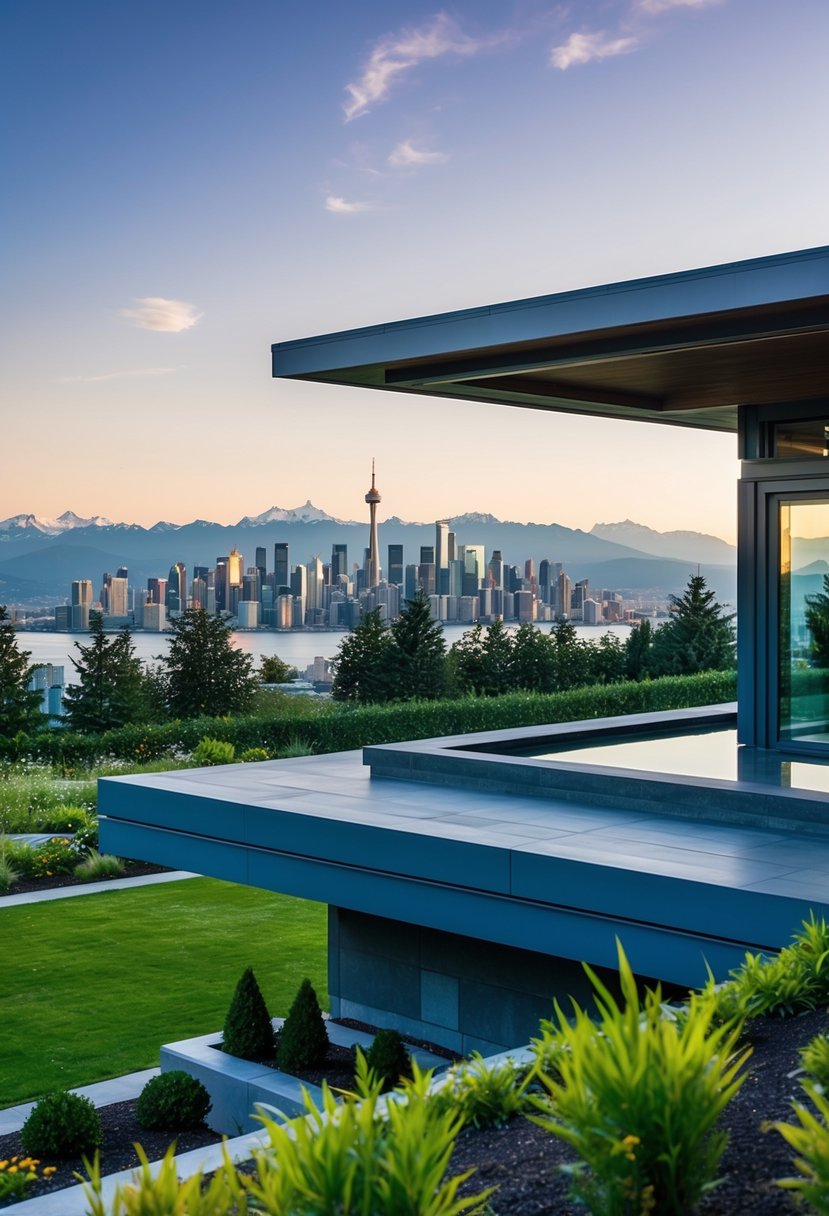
(43, 1166, 57, 1176)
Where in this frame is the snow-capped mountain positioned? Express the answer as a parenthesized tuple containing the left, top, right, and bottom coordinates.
(235, 501, 356, 527)
(0, 510, 117, 537)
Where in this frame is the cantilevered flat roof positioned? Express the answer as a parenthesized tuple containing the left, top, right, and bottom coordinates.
(272, 246, 829, 432)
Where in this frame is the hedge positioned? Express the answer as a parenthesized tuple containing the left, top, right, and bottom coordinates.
(7, 670, 737, 766)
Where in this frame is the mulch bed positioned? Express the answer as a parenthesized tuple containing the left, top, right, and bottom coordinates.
(3, 861, 171, 897)
(451, 1008, 829, 1215)
(3, 984, 825, 1211)
(0, 1100, 222, 1207)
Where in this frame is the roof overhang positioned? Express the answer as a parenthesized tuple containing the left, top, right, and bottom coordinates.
(272, 246, 829, 433)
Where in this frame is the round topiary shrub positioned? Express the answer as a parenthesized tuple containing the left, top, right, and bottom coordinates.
(222, 966, 275, 1061)
(135, 1070, 212, 1131)
(20, 1091, 102, 1158)
(364, 1029, 413, 1091)
(276, 978, 329, 1072)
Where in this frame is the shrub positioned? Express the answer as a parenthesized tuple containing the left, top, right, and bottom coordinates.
(71, 815, 99, 855)
(775, 1082, 829, 1212)
(41, 805, 91, 834)
(363, 1029, 412, 1092)
(239, 747, 270, 763)
(192, 737, 236, 766)
(222, 967, 274, 1062)
(801, 1034, 829, 1090)
(12, 836, 77, 879)
(435, 1052, 530, 1129)
(81, 1145, 235, 1216)
(135, 1070, 212, 1131)
(276, 977, 328, 1072)
(21, 1090, 102, 1158)
(531, 943, 749, 1216)
(703, 914, 829, 1022)
(276, 737, 317, 758)
(74, 850, 124, 881)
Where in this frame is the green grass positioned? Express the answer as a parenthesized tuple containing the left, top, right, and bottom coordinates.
(0, 767, 97, 833)
(0, 878, 327, 1107)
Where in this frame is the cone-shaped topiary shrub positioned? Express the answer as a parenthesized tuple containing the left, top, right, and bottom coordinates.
(135, 1070, 212, 1131)
(364, 1029, 413, 1092)
(276, 977, 329, 1071)
(222, 966, 275, 1061)
(21, 1091, 102, 1158)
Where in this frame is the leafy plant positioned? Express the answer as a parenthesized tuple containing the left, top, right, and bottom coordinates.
(435, 1052, 530, 1129)
(222, 966, 274, 1062)
(531, 942, 749, 1216)
(135, 1070, 211, 1131)
(236, 1055, 492, 1215)
(70, 815, 99, 855)
(81, 1145, 235, 1216)
(192, 737, 236, 766)
(363, 1029, 413, 1092)
(74, 850, 124, 880)
(239, 746, 270, 762)
(702, 915, 829, 1022)
(276, 976, 329, 1072)
(0, 1155, 56, 1203)
(276, 737, 317, 758)
(21, 1090, 102, 1158)
(0, 848, 19, 893)
(775, 1082, 829, 1213)
(801, 1034, 829, 1091)
(12, 836, 77, 879)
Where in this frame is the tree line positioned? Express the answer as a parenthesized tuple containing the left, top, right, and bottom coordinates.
(331, 576, 736, 703)
(0, 574, 735, 738)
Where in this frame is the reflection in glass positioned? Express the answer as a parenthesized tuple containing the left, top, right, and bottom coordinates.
(775, 420, 829, 458)
(779, 501, 829, 745)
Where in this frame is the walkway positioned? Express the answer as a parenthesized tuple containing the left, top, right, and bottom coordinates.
(1, 869, 197, 908)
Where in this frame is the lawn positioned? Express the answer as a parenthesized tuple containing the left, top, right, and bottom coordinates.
(2, 878, 327, 1107)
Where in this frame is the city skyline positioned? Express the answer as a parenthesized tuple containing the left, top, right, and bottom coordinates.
(4, 0, 825, 541)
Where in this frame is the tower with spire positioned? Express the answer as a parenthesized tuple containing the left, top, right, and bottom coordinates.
(365, 459, 381, 588)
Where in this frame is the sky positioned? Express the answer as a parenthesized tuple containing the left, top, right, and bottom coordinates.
(2, 0, 827, 544)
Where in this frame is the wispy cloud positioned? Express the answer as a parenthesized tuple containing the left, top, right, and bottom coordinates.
(638, 0, 721, 12)
(59, 366, 185, 384)
(343, 13, 500, 122)
(388, 141, 449, 168)
(551, 30, 639, 69)
(120, 297, 203, 332)
(325, 195, 374, 214)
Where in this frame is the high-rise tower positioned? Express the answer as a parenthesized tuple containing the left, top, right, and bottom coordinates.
(365, 460, 381, 587)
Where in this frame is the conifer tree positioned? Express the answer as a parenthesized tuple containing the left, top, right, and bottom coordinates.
(222, 966, 275, 1061)
(276, 977, 329, 1071)
(63, 613, 148, 733)
(511, 621, 557, 692)
(649, 574, 736, 676)
(161, 608, 258, 718)
(387, 589, 446, 700)
(624, 618, 654, 681)
(331, 608, 393, 703)
(0, 604, 45, 737)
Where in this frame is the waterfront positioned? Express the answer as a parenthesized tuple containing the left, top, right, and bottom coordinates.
(15, 622, 634, 679)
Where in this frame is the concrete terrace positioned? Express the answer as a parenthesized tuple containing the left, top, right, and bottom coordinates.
(100, 720, 829, 1000)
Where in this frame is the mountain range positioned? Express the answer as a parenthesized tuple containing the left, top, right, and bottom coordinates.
(0, 503, 739, 607)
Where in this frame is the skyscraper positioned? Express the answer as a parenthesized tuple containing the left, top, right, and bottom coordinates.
(435, 520, 449, 573)
(274, 543, 289, 592)
(167, 562, 186, 615)
(387, 544, 403, 586)
(365, 460, 381, 587)
(331, 543, 348, 582)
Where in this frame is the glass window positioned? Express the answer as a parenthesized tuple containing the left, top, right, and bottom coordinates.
(775, 421, 829, 458)
(779, 500, 829, 745)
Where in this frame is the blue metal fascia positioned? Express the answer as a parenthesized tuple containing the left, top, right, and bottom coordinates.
(272, 246, 829, 379)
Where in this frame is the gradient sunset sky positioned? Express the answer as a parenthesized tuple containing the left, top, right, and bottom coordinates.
(3, 0, 827, 542)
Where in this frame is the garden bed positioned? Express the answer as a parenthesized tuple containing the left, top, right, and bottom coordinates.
(2, 860, 170, 897)
(450, 1009, 827, 1215)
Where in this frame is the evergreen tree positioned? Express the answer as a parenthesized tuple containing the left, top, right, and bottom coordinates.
(550, 618, 591, 690)
(222, 966, 274, 1062)
(649, 574, 736, 676)
(259, 655, 298, 684)
(510, 621, 557, 692)
(161, 608, 259, 718)
(589, 632, 626, 685)
(447, 624, 486, 696)
(331, 609, 393, 703)
(624, 618, 654, 681)
(805, 574, 829, 667)
(63, 613, 149, 733)
(0, 605, 45, 738)
(387, 589, 446, 700)
(276, 977, 329, 1072)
